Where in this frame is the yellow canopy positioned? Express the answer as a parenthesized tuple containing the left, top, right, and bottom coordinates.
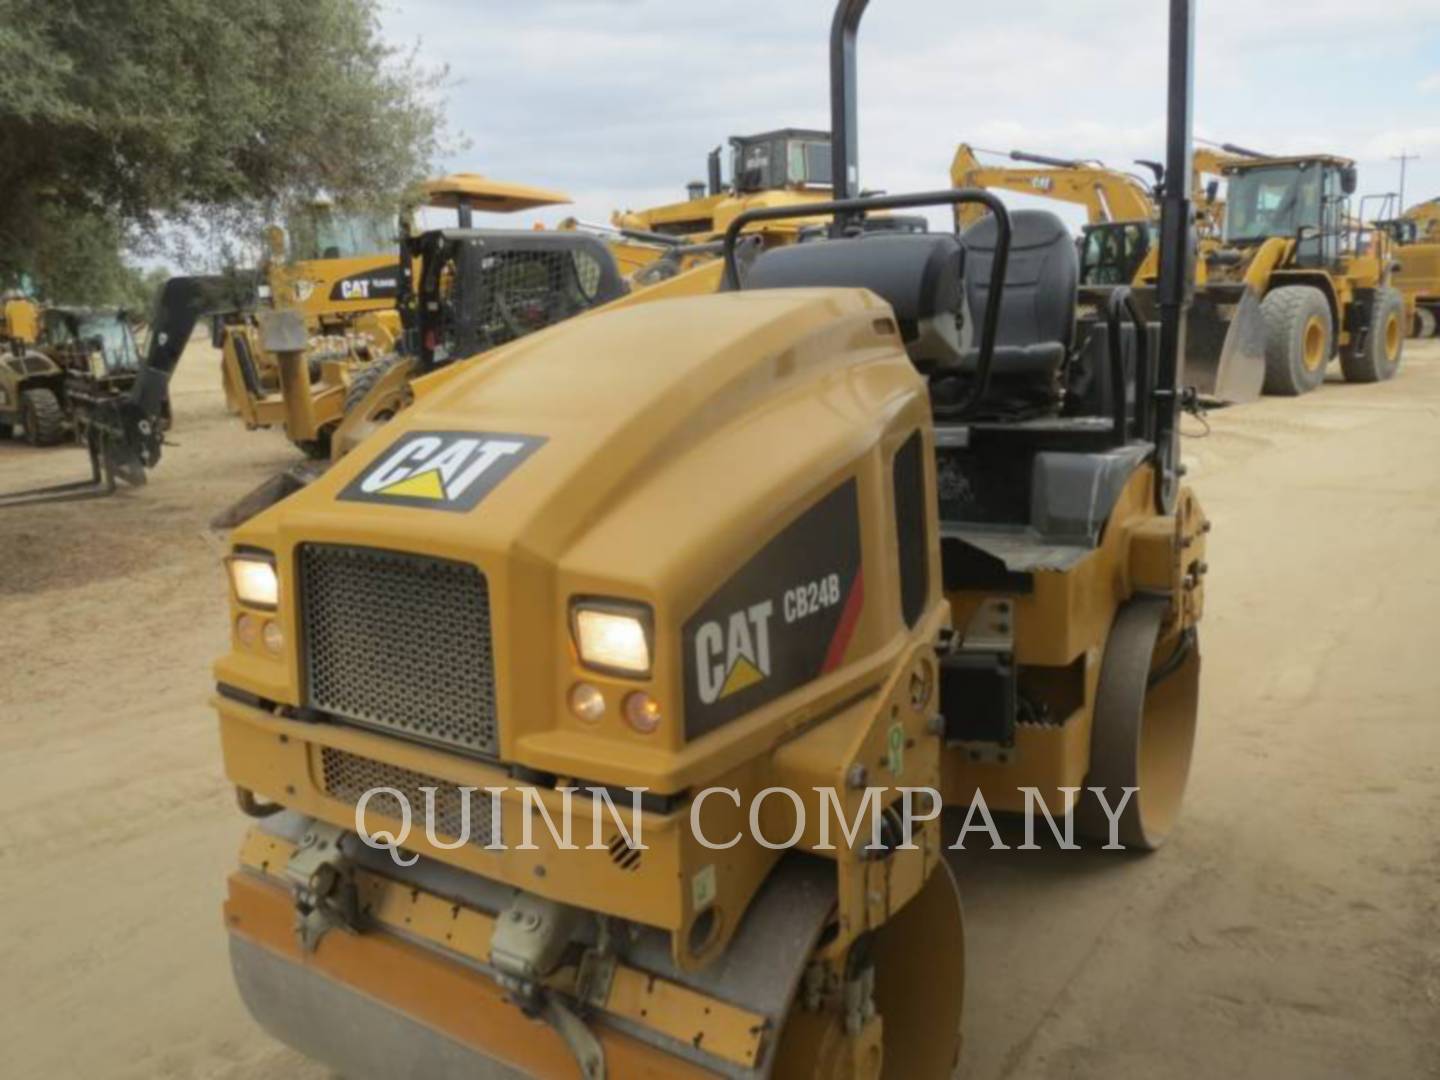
(422, 173, 572, 213)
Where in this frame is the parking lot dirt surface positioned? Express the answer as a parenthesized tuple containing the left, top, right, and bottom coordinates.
(2, 338, 1438, 1078)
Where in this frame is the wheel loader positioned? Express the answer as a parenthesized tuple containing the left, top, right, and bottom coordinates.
(213, 1, 1214, 1076)
(1190, 153, 1406, 396)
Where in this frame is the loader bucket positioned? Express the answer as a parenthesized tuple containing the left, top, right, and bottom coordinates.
(1184, 285, 1266, 403)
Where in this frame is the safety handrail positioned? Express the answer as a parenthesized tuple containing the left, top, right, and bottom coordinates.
(1104, 286, 1152, 446)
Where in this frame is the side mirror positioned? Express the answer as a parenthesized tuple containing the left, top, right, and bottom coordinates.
(264, 225, 286, 261)
(1340, 166, 1358, 195)
(1205, 179, 1220, 205)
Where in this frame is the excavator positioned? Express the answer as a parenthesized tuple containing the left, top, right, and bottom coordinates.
(213, 0, 1224, 1076)
(951, 142, 1261, 291)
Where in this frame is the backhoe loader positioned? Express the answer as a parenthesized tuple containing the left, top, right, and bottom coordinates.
(1191, 154, 1406, 396)
(221, 174, 577, 457)
(214, 1, 1216, 1076)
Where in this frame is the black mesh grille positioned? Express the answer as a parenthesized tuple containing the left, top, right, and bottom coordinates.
(319, 746, 495, 847)
(300, 544, 498, 756)
(455, 248, 609, 355)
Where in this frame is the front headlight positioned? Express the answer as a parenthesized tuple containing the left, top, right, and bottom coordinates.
(228, 550, 279, 609)
(571, 599, 652, 676)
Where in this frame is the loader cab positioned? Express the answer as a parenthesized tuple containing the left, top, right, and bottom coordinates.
(1223, 157, 1356, 268)
(284, 203, 395, 263)
(40, 308, 140, 376)
(730, 129, 833, 194)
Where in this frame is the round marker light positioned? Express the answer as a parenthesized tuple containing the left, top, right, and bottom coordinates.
(236, 613, 261, 650)
(262, 620, 285, 655)
(569, 682, 606, 723)
(623, 692, 663, 734)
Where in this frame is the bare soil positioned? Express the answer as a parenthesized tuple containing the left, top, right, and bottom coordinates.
(2, 339, 1437, 1079)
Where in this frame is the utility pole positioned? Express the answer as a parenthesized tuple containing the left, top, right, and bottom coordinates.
(1391, 150, 1420, 210)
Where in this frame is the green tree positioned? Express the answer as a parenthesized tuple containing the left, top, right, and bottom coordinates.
(0, 0, 450, 298)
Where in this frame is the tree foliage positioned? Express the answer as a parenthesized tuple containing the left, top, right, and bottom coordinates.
(0, 0, 450, 302)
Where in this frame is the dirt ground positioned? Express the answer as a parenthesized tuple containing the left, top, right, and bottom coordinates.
(1, 339, 1437, 1079)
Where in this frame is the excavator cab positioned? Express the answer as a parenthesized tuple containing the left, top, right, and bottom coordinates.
(1079, 220, 1154, 286)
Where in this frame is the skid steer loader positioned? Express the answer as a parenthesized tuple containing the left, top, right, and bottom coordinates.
(214, 1, 1210, 1075)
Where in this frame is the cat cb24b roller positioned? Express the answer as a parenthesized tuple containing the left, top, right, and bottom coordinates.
(213, 0, 1212, 1075)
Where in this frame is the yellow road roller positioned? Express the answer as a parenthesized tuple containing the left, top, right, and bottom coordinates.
(213, 1, 1213, 1075)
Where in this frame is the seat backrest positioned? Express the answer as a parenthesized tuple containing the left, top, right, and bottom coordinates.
(959, 209, 1078, 354)
(743, 233, 968, 368)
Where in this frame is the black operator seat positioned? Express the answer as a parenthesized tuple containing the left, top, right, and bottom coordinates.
(955, 208, 1078, 379)
(743, 232, 970, 370)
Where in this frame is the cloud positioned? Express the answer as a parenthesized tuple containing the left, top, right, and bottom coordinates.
(381, 0, 1440, 226)
(1421, 72, 1440, 93)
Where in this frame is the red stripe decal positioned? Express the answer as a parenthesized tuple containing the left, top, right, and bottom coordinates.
(821, 568, 865, 673)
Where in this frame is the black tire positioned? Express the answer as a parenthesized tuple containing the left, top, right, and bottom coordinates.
(343, 354, 404, 416)
(20, 387, 65, 446)
(0, 420, 12, 439)
(1341, 287, 1404, 384)
(1416, 306, 1437, 340)
(1259, 285, 1331, 396)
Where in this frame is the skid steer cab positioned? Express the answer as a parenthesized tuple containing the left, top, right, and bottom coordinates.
(214, 1, 1208, 1077)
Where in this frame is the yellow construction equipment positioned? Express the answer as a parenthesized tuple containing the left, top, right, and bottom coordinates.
(1379, 197, 1440, 338)
(214, 2, 1211, 1076)
(615, 129, 840, 244)
(1, 298, 147, 449)
(951, 142, 1263, 290)
(1191, 154, 1406, 396)
(951, 144, 1156, 228)
(220, 175, 576, 457)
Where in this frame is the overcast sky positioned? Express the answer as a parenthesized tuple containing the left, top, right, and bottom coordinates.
(380, 0, 1440, 233)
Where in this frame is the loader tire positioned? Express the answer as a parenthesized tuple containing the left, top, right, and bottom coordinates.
(1259, 285, 1331, 396)
(1413, 305, 1436, 339)
(20, 387, 65, 446)
(343, 353, 405, 417)
(1342, 287, 1404, 383)
(1075, 599, 1200, 851)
